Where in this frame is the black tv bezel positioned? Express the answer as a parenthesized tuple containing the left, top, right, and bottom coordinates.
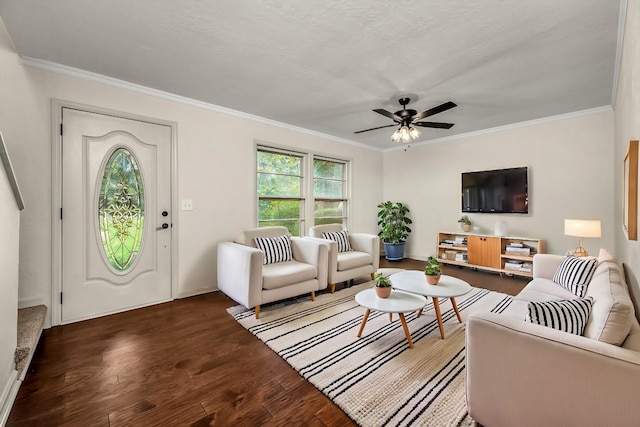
(461, 166, 528, 214)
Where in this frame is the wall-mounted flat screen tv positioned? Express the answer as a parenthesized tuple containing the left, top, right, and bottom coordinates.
(461, 166, 528, 214)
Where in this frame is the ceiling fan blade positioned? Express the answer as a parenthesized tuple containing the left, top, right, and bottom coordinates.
(413, 121, 455, 129)
(411, 101, 457, 121)
(373, 109, 402, 122)
(354, 124, 397, 134)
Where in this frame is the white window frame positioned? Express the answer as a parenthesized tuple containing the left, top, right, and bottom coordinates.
(256, 144, 351, 236)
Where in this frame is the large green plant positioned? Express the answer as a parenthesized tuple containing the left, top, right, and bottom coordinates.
(376, 201, 412, 244)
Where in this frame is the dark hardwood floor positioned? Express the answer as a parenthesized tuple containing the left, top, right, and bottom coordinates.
(7, 258, 527, 426)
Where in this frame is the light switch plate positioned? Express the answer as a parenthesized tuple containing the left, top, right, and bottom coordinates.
(181, 199, 193, 211)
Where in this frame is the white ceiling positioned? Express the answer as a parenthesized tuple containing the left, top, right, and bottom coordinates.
(0, 1, 622, 150)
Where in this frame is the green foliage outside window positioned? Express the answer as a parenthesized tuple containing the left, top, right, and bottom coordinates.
(98, 148, 145, 271)
(257, 150, 303, 235)
(313, 159, 346, 225)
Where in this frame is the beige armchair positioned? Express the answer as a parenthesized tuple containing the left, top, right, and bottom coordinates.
(217, 226, 329, 318)
(308, 224, 380, 293)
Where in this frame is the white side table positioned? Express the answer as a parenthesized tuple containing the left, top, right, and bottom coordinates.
(355, 288, 426, 349)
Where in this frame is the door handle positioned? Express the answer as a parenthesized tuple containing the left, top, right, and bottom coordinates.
(156, 223, 169, 231)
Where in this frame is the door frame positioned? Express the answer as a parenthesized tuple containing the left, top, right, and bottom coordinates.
(50, 99, 179, 326)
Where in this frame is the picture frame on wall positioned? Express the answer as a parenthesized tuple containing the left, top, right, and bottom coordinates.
(0, 131, 24, 211)
(623, 140, 638, 240)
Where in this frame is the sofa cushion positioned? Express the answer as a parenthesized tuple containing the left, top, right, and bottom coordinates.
(262, 260, 317, 290)
(526, 297, 593, 335)
(583, 262, 634, 346)
(337, 250, 373, 271)
(552, 256, 597, 297)
(516, 278, 577, 302)
(254, 235, 292, 265)
(322, 229, 352, 252)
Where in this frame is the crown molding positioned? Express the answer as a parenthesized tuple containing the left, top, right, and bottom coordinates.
(383, 105, 614, 152)
(19, 56, 379, 152)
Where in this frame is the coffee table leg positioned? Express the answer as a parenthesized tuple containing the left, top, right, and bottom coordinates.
(433, 297, 445, 339)
(398, 313, 414, 349)
(389, 313, 392, 322)
(451, 297, 462, 323)
(357, 309, 371, 338)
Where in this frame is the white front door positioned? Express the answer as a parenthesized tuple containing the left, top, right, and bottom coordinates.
(61, 108, 172, 323)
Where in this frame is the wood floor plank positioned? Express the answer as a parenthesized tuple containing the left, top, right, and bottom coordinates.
(8, 257, 523, 426)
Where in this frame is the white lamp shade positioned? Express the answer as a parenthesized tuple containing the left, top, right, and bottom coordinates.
(564, 219, 601, 238)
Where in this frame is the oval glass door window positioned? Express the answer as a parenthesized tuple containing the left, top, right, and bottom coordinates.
(98, 147, 145, 271)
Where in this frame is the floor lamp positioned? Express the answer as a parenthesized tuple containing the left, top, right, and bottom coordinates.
(564, 219, 601, 257)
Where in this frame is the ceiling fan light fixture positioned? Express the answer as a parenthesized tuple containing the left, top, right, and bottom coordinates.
(391, 128, 402, 141)
(409, 126, 421, 139)
(399, 125, 410, 141)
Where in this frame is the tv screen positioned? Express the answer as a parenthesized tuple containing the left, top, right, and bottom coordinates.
(461, 167, 528, 214)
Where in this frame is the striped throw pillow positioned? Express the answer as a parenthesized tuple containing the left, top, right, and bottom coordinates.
(526, 297, 594, 335)
(254, 235, 292, 265)
(322, 230, 352, 252)
(552, 256, 598, 297)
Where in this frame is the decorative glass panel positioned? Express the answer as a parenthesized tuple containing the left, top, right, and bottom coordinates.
(98, 148, 145, 271)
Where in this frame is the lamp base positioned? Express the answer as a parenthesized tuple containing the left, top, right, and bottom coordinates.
(569, 246, 589, 257)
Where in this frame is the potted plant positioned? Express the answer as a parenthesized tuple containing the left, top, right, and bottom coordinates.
(458, 215, 473, 232)
(377, 201, 412, 261)
(424, 256, 442, 285)
(373, 272, 392, 298)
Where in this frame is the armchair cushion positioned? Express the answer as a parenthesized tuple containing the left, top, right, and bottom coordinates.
(262, 260, 318, 290)
(552, 256, 598, 297)
(337, 251, 373, 271)
(254, 235, 292, 265)
(526, 297, 593, 335)
(322, 229, 352, 252)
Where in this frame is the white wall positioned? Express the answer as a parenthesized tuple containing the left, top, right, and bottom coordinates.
(0, 18, 383, 325)
(0, 146, 19, 415)
(614, 0, 640, 315)
(382, 110, 615, 260)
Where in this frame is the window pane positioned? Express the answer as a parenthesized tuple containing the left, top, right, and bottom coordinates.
(314, 178, 343, 198)
(314, 159, 343, 179)
(314, 200, 344, 226)
(98, 148, 145, 272)
(258, 173, 302, 197)
(257, 151, 301, 175)
(259, 199, 301, 221)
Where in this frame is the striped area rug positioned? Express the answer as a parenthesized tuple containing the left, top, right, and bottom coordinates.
(228, 279, 513, 427)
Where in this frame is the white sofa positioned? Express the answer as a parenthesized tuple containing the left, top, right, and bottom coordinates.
(466, 250, 640, 427)
(308, 224, 380, 293)
(217, 226, 329, 318)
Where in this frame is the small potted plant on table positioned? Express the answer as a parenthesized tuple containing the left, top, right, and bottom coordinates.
(458, 215, 473, 232)
(373, 272, 392, 298)
(425, 257, 442, 285)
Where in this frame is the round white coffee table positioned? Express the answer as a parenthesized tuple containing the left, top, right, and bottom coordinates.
(390, 271, 472, 339)
(355, 288, 427, 349)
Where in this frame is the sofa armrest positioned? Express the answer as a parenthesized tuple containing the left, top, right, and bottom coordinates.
(532, 253, 564, 279)
(291, 237, 329, 288)
(216, 242, 263, 309)
(349, 233, 380, 271)
(466, 311, 640, 427)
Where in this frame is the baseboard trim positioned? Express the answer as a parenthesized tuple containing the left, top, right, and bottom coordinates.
(0, 370, 19, 427)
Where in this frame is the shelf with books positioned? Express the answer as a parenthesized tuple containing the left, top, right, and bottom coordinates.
(437, 232, 544, 278)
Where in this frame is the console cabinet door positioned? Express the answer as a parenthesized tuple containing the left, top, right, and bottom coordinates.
(467, 236, 501, 269)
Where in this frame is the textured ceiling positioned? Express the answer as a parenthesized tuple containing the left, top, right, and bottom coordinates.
(0, 1, 622, 149)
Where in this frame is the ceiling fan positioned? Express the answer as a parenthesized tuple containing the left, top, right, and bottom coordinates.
(354, 98, 456, 142)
